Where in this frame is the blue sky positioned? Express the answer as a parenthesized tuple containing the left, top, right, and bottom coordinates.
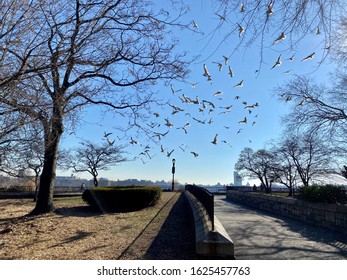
(58, 1, 337, 185)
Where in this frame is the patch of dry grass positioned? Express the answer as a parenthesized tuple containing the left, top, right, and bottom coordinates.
(0, 192, 179, 260)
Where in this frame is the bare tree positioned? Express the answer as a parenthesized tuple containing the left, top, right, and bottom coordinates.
(270, 143, 299, 196)
(67, 139, 127, 187)
(0, 123, 44, 200)
(0, 0, 191, 214)
(235, 147, 276, 193)
(277, 75, 347, 155)
(272, 8, 347, 175)
(275, 131, 334, 187)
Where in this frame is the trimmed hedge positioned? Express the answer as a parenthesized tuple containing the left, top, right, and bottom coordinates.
(298, 184, 347, 204)
(82, 186, 162, 212)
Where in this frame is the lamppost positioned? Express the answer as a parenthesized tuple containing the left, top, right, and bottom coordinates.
(171, 158, 176, 191)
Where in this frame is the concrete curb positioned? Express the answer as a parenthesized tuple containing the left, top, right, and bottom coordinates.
(184, 191, 235, 259)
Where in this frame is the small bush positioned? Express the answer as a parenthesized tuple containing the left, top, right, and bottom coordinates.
(82, 186, 162, 212)
(298, 184, 347, 204)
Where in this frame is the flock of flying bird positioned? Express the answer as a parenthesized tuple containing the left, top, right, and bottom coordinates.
(115, 2, 321, 164)
(125, 53, 262, 164)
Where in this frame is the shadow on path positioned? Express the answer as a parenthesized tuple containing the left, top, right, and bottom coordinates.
(215, 198, 347, 260)
(144, 193, 196, 259)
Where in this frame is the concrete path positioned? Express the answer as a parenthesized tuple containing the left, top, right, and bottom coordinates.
(214, 196, 347, 260)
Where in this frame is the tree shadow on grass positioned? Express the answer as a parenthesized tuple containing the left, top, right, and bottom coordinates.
(54, 206, 102, 217)
(48, 230, 94, 248)
(143, 193, 196, 260)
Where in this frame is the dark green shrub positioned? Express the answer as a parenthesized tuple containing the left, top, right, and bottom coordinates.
(82, 186, 162, 212)
(298, 184, 347, 204)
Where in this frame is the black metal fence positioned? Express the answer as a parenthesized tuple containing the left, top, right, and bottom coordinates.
(185, 184, 214, 231)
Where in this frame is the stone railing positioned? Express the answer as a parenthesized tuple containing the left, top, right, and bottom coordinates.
(185, 184, 215, 231)
(226, 190, 347, 234)
(184, 189, 235, 259)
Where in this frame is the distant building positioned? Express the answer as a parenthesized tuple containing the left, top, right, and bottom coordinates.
(98, 177, 111, 186)
(55, 175, 88, 187)
(233, 171, 242, 186)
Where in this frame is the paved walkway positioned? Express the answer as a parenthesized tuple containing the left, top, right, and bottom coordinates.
(214, 196, 347, 260)
(119, 193, 196, 260)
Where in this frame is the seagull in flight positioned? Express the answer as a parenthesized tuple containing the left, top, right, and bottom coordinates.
(238, 117, 247, 124)
(202, 99, 216, 108)
(107, 138, 115, 146)
(273, 32, 286, 44)
(190, 82, 199, 88)
(296, 100, 305, 106)
(154, 130, 169, 140)
(237, 23, 245, 37)
(177, 126, 188, 134)
(191, 151, 199, 158)
(315, 26, 320, 35)
(215, 13, 227, 22)
(244, 104, 257, 109)
(211, 133, 218, 145)
(285, 96, 292, 102)
(130, 137, 138, 145)
(169, 103, 184, 112)
(212, 61, 223, 71)
(266, 1, 274, 16)
(220, 104, 233, 111)
(234, 80, 244, 88)
(170, 84, 182, 94)
(228, 66, 234, 78)
(203, 64, 212, 81)
(302, 52, 315, 62)
(103, 132, 112, 138)
(213, 90, 223, 97)
(164, 118, 174, 128)
(192, 117, 206, 125)
(223, 55, 229, 65)
(167, 149, 174, 157)
(271, 55, 282, 69)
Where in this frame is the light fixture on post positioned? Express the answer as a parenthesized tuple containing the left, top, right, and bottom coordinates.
(171, 158, 176, 191)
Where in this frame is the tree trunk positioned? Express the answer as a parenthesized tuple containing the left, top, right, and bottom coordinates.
(288, 186, 293, 197)
(93, 175, 98, 187)
(30, 122, 63, 215)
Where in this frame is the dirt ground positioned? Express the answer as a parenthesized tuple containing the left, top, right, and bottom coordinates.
(0, 192, 195, 260)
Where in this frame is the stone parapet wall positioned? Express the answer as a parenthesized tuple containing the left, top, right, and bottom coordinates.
(226, 190, 347, 233)
(184, 191, 235, 259)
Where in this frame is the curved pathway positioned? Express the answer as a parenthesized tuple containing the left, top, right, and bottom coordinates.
(214, 196, 347, 260)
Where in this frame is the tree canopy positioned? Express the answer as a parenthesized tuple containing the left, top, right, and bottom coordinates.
(0, 0, 191, 214)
